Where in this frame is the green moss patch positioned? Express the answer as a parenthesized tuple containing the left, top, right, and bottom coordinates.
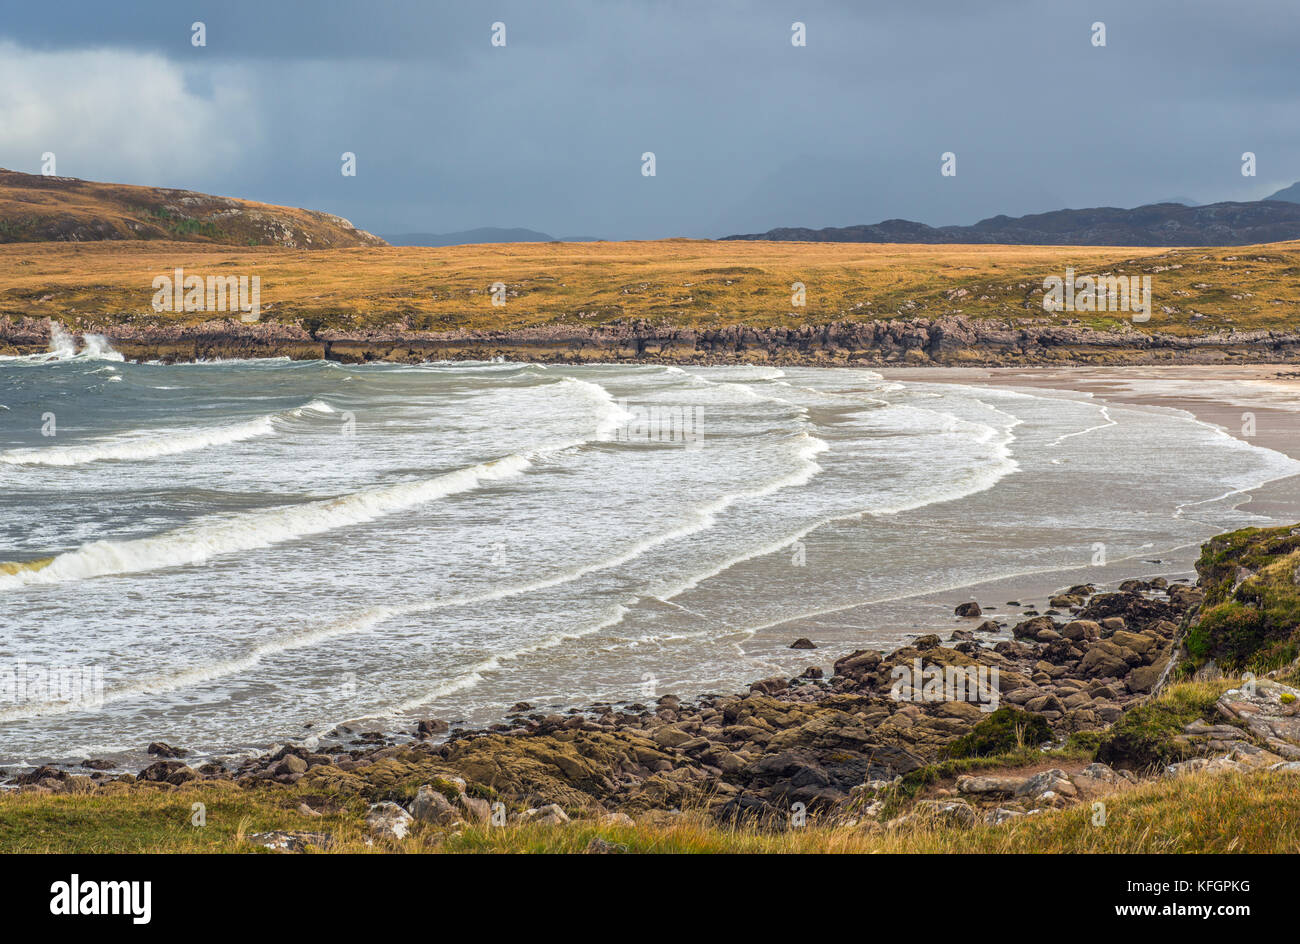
(943, 707, 1052, 759)
(1191, 526, 1300, 671)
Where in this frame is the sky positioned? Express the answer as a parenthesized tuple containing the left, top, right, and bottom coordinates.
(1, 0, 1298, 240)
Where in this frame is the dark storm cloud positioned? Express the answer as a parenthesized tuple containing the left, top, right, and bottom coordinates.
(2, 0, 1298, 238)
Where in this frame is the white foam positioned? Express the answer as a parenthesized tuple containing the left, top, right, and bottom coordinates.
(0, 378, 628, 589)
(28, 427, 835, 708)
(1, 414, 277, 466)
(0, 452, 531, 590)
(0, 325, 124, 363)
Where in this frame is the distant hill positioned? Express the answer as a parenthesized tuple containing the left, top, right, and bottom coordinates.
(723, 199, 1300, 247)
(383, 228, 608, 246)
(385, 227, 556, 247)
(0, 169, 386, 249)
(1267, 181, 1300, 203)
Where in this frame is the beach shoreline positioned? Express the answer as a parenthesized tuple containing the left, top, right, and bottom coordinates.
(7, 361, 1300, 843)
(5, 362, 1300, 776)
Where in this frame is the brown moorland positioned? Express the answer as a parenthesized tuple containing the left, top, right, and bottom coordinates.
(1, 237, 1296, 338)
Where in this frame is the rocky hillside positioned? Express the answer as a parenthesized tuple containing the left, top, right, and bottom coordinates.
(724, 200, 1300, 247)
(0, 169, 386, 249)
(1187, 524, 1300, 672)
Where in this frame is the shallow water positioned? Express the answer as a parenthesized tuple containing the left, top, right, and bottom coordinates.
(1, 352, 1297, 767)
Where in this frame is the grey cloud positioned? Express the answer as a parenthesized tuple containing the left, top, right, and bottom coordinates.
(2, 0, 1298, 238)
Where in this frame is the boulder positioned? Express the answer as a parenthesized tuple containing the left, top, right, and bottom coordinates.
(1078, 642, 1131, 679)
(365, 802, 414, 840)
(985, 807, 1025, 825)
(652, 725, 695, 748)
(955, 774, 1027, 796)
(1025, 694, 1065, 713)
(248, 830, 332, 853)
(1125, 662, 1164, 694)
(1012, 616, 1057, 640)
(410, 784, 461, 825)
(1060, 620, 1101, 641)
(1014, 768, 1073, 799)
(525, 803, 571, 825)
(1216, 681, 1300, 750)
(1111, 630, 1156, 658)
(833, 649, 883, 682)
(139, 760, 188, 783)
(749, 676, 789, 696)
(458, 793, 492, 824)
(277, 754, 308, 776)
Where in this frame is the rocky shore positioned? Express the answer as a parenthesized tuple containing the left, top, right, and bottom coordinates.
(6, 315, 1300, 366)
(17, 549, 1300, 847)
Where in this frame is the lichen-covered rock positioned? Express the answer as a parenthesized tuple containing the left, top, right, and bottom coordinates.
(410, 784, 461, 825)
(1216, 679, 1300, 758)
(365, 802, 414, 840)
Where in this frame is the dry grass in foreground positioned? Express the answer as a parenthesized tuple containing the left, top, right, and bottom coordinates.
(1, 764, 1296, 854)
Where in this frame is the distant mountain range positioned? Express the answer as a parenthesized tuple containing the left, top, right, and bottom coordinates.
(723, 184, 1300, 246)
(0, 169, 386, 249)
(383, 227, 604, 247)
(6, 167, 1300, 250)
(1268, 181, 1300, 203)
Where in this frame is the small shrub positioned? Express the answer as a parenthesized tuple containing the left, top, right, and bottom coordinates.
(944, 708, 1051, 759)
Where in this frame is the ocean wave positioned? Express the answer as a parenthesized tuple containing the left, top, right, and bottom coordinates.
(642, 401, 1021, 603)
(15, 426, 835, 706)
(0, 378, 626, 588)
(0, 399, 337, 467)
(0, 325, 124, 364)
(0, 452, 532, 590)
(209, 429, 833, 660)
(1, 416, 271, 467)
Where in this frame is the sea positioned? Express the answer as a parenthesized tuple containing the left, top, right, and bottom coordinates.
(2, 331, 1298, 768)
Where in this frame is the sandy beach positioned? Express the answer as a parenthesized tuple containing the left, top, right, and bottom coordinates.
(880, 365, 1300, 522)
(730, 365, 1300, 662)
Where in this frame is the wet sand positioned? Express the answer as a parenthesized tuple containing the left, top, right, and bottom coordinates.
(744, 365, 1300, 656)
(881, 365, 1300, 523)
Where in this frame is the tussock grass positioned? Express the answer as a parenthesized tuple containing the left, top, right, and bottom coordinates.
(0, 782, 357, 854)
(1191, 525, 1300, 672)
(4, 759, 1297, 854)
(1095, 678, 1239, 773)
